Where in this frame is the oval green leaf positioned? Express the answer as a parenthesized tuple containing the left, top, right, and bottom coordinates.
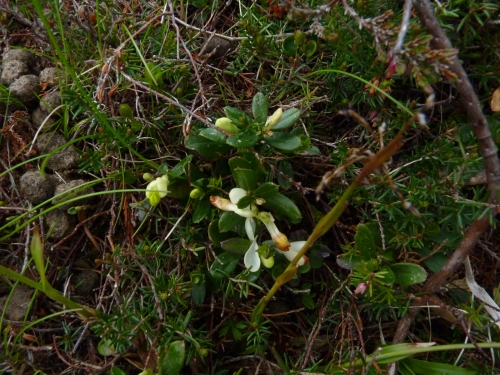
(159, 340, 185, 375)
(264, 133, 302, 151)
(210, 252, 242, 278)
(208, 220, 232, 247)
(231, 167, 258, 191)
(224, 106, 251, 128)
(272, 108, 300, 130)
(262, 193, 302, 222)
(226, 132, 259, 149)
(336, 254, 363, 270)
(283, 35, 297, 56)
(390, 263, 427, 286)
(185, 132, 230, 160)
(218, 211, 244, 232)
(252, 92, 268, 124)
(191, 283, 206, 305)
(221, 237, 252, 254)
(255, 182, 279, 199)
(355, 224, 377, 260)
(199, 127, 228, 144)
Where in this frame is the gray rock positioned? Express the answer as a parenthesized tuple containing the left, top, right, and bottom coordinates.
(200, 36, 236, 61)
(72, 269, 99, 297)
(3, 49, 35, 66)
(0, 60, 29, 85)
(52, 179, 93, 210)
(32, 106, 55, 128)
(0, 285, 33, 321)
(36, 132, 78, 171)
(40, 90, 61, 113)
(20, 170, 57, 205)
(9, 75, 40, 103)
(45, 208, 75, 240)
(39, 67, 58, 86)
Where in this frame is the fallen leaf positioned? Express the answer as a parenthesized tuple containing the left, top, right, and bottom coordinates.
(491, 86, 500, 112)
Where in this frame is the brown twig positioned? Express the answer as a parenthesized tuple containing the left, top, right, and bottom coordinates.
(391, 0, 500, 347)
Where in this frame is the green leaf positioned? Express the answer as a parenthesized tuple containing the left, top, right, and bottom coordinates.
(210, 252, 242, 278)
(199, 128, 228, 144)
(277, 161, 293, 189)
(262, 193, 302, 222)
(226, 131, 258, 148)
(191, 283, 206, 305)
(221, 238, 252, 254)
(159, 340, 185, 375)
(97, 339, 116, 356)
(208, 220, 232, 247)
(192, 197, 212, 223)
(355, 224, 377, 260)
(336, 254, 363, 270)
(219, 211, 244, 232)
(185, 131, 230, 160)
(303, 40, 317, 57)
(167, 178, 190, 199)
(118, 103, 134, 120)
(272, 108, 301, 130)
(236, 152, 261, 170)
(109, 368, 127, 375)
(400, 358, 477, 375)
(255, 182, 279, 199)
(283, 35, 297, 56)
(302, 293, 315, 309)
(231, 167, 258, 191)
(30, 226, 47, 290)
(264, 133, 302, 151)
(391, 263, 427, 286)
(252, 92, 268, 124)
(236, 195, 253, 209)
(377, 265, 395, 285)
(224, 106, 252, 128)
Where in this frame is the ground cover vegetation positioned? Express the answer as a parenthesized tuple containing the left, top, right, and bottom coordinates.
(1, 0, 500, 374)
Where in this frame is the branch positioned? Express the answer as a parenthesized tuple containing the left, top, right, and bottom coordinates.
(392, 0, 500, 346)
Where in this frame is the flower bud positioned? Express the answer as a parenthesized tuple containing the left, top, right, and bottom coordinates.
(266, 108, 283, 128)
(190, 188, 203, 199)
(215, 117, 239, 134)
(143, 172, 154, 182)
(260, 254, 275, 268)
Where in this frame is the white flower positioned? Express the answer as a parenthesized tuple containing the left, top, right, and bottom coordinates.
(210, 188, 258, 218)
(244, 235, 260, 272)
(145, 175, 169, 206)
(277, 240, 308, 266)
(257, 212, 290, 251)
(210, 188, 261, 272)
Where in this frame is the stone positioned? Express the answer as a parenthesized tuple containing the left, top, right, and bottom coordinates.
(200, 36, 236, 61)
(32, 106, 55, 128)
(40, 90, 61, 113)
(9, 75, 40, 103)
(52, 179, 93, 210)
(72, 269, 99, 297)
(3, 49, 35, 66)
(36, 132, 79, 171)
(19, 170, 57, 205)
(0, 60, 29, 85)
(39, 67, 58, 86)
(0, 285, 33, 321)
(45, 208, 75, 240)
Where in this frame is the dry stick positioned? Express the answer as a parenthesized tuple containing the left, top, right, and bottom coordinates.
(392, 0, 500, 345)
